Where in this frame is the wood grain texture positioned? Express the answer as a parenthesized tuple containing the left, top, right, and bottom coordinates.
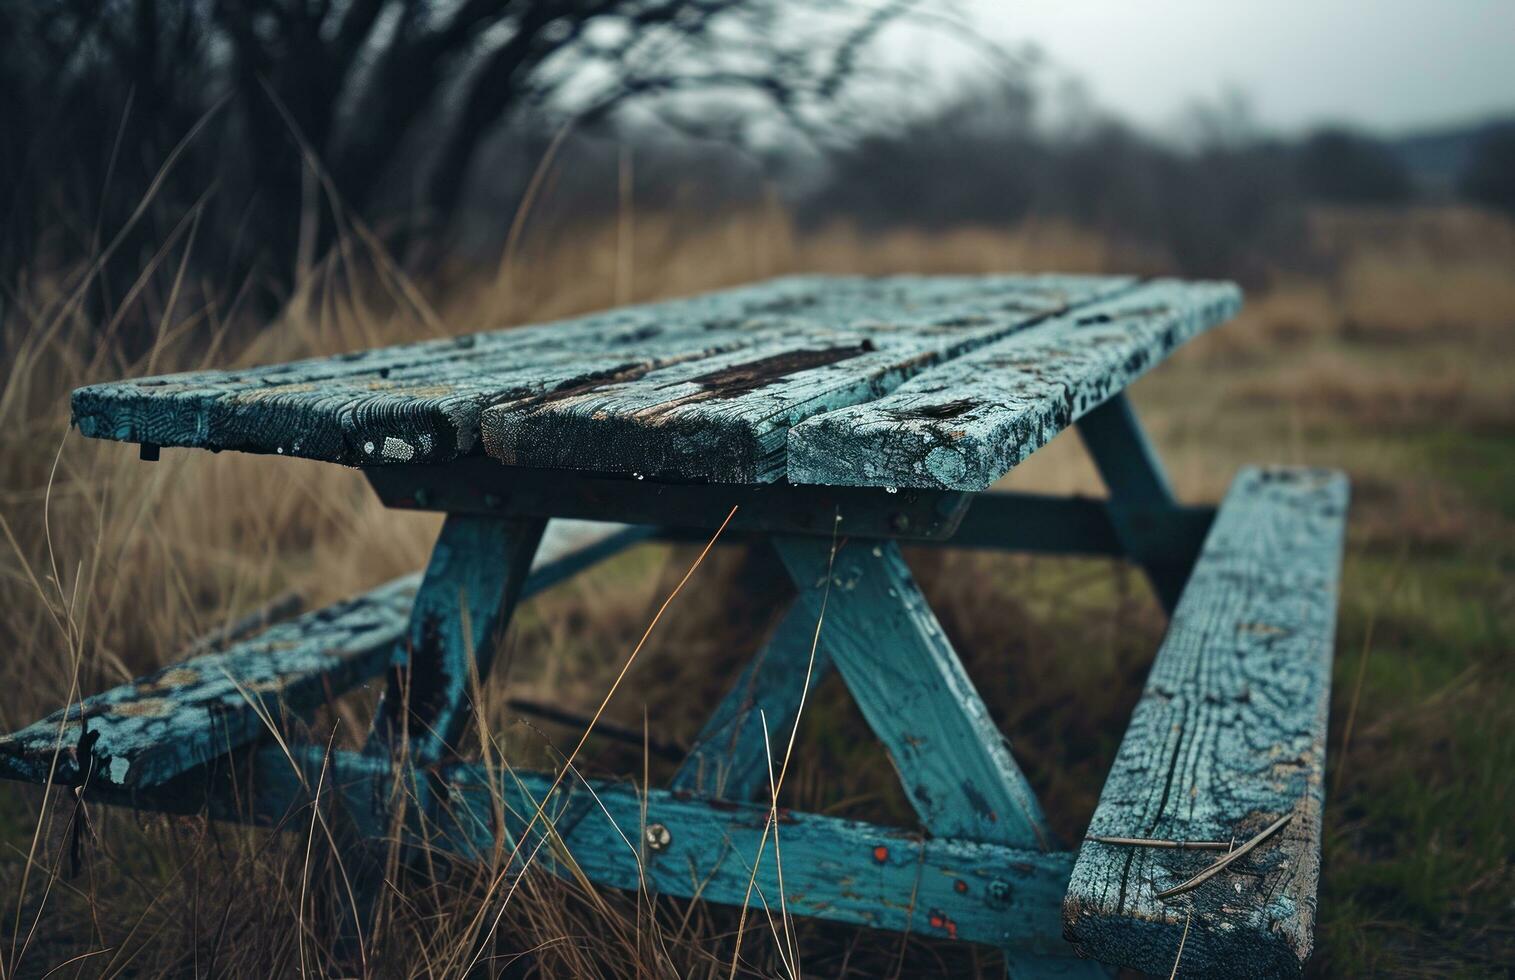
(71, 275, 1138, 484)
(480, 275, 1133, 483)
(1062, 467, 1349, 978)
(787, 280, 1241, 490)
(0, 520, 643, 789)
(773, 535, 1051, 850)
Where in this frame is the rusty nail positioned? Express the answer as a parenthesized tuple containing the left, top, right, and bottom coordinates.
(645, 823, 671, 852)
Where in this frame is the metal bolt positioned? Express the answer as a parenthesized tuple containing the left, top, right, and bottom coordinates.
(645, 822, 672, 852)
(986, 879, 1013, 905)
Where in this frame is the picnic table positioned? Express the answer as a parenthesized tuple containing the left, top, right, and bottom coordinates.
(2, 274, 1348, 977)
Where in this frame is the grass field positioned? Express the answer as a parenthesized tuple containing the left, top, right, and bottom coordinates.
(1, 206, 1512, 977)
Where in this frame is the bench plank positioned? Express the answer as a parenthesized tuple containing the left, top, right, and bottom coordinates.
(0, 520, 646, 789)
(1063, 467, 1348, 977)
(787, 280, 1240, 490)
(72, 275, 1135, 481)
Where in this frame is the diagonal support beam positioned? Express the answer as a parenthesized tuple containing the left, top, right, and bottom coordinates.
(367, 514, 546, 762)
(671, 598, 833, 800)
(1076, 393, 1204, 614)
(772, 537, 1111, 976)
(773, 535, 1051, 850)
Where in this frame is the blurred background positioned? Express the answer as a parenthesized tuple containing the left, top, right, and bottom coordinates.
(1, 1, 1511, 977)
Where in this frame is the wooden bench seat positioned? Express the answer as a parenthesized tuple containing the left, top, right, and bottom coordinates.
(0, 520, 647, 790)
(1063, 466, 1349, 977)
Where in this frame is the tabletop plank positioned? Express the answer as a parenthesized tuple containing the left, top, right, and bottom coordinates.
(72, 277, 831, 464)
(479, 274, 1134, 482)
(73, 275, 1130, 472)
(786, 280, 1241, 490)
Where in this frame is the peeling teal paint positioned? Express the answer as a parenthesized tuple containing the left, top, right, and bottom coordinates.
(787, 281, 1239, 491)
(247, 743, 1079, 955)
(0, 520, 643, 789)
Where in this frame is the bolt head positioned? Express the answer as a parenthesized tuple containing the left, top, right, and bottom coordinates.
(645, 822, 672, 852)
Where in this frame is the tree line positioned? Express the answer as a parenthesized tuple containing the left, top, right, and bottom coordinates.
(4, 1, 1513, 325)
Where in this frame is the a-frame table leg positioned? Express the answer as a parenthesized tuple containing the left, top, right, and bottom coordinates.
(772, 535, 1107, 975)
(367, 513, 546, 762)
(1076, 393, 1203, 614)
(336, 513, 544, 963)
(773, 535, 1051, 847)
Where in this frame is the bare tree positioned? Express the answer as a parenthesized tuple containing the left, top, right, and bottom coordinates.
(3, 0, 921, 301)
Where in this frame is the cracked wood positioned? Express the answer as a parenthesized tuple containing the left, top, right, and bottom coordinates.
(479, 275, 1133, 482)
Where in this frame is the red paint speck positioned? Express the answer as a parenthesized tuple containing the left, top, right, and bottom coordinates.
(928, 909, 959, 940)
(872, 845, 889, 863)
(953, 879, 968, 893)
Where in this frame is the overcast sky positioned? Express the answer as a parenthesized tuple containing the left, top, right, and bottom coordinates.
(955, 0, 1515, 134)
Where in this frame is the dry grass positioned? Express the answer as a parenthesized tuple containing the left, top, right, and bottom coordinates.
(2, 204, 1513, 977)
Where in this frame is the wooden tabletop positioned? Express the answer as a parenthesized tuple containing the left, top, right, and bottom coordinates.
(72, 274, 1239, 491)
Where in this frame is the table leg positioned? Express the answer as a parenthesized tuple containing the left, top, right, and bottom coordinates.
(773, 535, 1051, 848)
(773, 534, 1108, 975)
(333, 514, 544, 964)
(1076, 392, 1202, 614)
(366, 513, 546, 762)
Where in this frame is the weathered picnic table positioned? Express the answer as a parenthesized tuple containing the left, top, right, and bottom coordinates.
(2, 274, 1348, 977)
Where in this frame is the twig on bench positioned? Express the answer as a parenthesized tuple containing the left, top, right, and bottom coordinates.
(1154, 812, 1293, 901)
(1086, 834, 1232, 851)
